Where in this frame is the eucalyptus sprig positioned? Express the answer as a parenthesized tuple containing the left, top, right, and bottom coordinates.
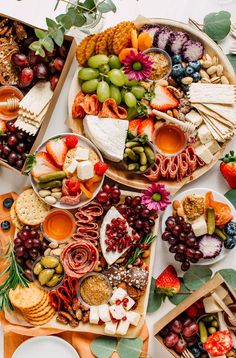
(29, 0, 116, 57)
(0, 240, 29, 311)
(125, 233, 157, 267)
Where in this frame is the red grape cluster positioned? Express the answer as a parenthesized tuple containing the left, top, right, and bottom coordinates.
(11, 43, 67, 90)
(117, 196, 156, 237)
(0, 121, 35, 169)
(162, 216, 203, 271)
(96, 183, 121, 211)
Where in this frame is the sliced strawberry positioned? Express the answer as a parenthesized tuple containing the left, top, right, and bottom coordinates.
(65, 135, 78, 149)
(0, 120, 7, 134)
(128, 119, 142, 136)
(151, 85, 179, 111)
(31, 152, 59, 181)
(137, 117, 154, 141)
(46, 138, 68, 168)
(94, 161, 108, 175)
(156, 265, 180, 297)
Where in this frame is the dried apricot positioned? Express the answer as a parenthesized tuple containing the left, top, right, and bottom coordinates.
(118, 47, 138, 63)
(131, 29, 138, 49)
(138, 32, 152, 52)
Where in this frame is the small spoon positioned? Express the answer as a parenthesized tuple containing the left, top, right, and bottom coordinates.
(0, 98, 19, 112)
(212, 292, 236, 327)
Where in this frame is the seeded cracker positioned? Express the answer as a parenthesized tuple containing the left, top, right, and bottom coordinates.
(112, 21, 135, 55)
(95, 29, 109, 55)
(85, 33, 99, 60)
(15, 188, 50, 226)
(10, 202, 24, 230)
(107, 26, 117, 54)
(76, 35, 92, 66)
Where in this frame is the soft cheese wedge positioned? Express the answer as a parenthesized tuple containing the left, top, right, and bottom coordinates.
(83, 115, 129, 162)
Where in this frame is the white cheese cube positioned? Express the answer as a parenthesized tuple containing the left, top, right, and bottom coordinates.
(116, 319, 130, 335)
(192, 215, 207, 237)
(89, 306, 99, 324)
(110, 288, 127, 304)
(185, 110, 203, 127)
(77, 160, 94, 180)
(205, 140, 221, 155)
(98, 304, 111, 322)
(126, 311, 141, 326)
(124, 296, 135, 311)
(75, 147, 90, 161)
(104, 321, 118, 335)
(198, 124, 213, 144)
(195, 145, 214, 164)
(203, 296, 222, 313)
(109, 305, 126, 320)
(215, 285, 228, 300)
(65, 159, 78, 174)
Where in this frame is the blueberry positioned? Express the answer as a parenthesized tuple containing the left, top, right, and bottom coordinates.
(224, 236, 236, 250)
(3, 197, 14, 209)
(192, 72, 201, 82)
(225, 221, 236, 236)
(185, 66, 195, 76)
(172, 54, 182, 65)
(189, 61, 201, 71)
(182, 84, 190, 93)
(172, 64, 185, 77)
(189, 347, 201, 358)
(1, 220, 10, 231)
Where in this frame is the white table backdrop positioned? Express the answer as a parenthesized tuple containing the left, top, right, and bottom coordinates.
(1, 1, 236, 357)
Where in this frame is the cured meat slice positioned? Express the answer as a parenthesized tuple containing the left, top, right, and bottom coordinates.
(186, 146, 197, 173)
(49, 277, 78, 310)
(83, 94, 100, 115)
(144, 154, 162, 181)
(179, 151, 189, 180)
(161, 157, 171, 178)
(99, 98, 127, 119)
(169, 155, 179, 179)
(72, 91, 86, 119)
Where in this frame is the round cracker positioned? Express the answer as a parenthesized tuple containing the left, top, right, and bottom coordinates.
(22, 294, 49, 313)
(85, 33, 99, 60)
(25, 309, 55, 326)
(76, 35, 92, 66)
(9, 283, 45, 310)
(15, 189, 50, 226)
(112, 21, 135, 55)
(24, 305, 54, 320)
(10, 202, 23, 230)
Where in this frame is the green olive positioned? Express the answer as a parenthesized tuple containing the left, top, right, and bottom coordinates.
(40, 256, 59, 269)
(55, 263, 64, 274)
(46, 274, 63, 287)
(33, 262, 43, 275)
(211, 320, 219, 328)
(38, 269, 55, 285)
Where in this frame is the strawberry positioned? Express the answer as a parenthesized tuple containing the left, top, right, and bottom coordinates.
(65, 135, 78, 149)
(31, 152, 59, 181)
(94, 161, 108, 175)
(137, 118, 154, 141)
(46, 138, 68, 168)
(220, 151, 236, 189)
(156, 265, 180, 297)
(151, 85, 179, 111)
(0, 120, 7, 134)
(128, 119, 142, 136)
(186, 304, 199, 318)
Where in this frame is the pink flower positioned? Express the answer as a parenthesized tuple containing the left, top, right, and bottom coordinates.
(122, 51, 153, 81)
(141, 183, 171, 211)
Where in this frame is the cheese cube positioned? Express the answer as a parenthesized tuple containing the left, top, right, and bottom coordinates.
(192, 215, 207, 237)
(104, 321, 118, 335)
(110, 288, 127, 304)
(195, 145, 214, 164)
(185, 110, 203, 127)
(215, 285, 228, 300)
(75, 147, 89, 161)
(198, 125, 213, 144)
(109, 305, 126, 320)
(77, 160, 94, 180)
(224, 294, 234, 306)
(203, 296, 222, 313)
(65, 159, 78, 174)
(205, 140, 221, 155)
(89, 306, 99, 324)
(124, 296, 135, 311)
(116, 319, 130, 335)
(126, 311, 141, 326)
(98, 304, 111, 322)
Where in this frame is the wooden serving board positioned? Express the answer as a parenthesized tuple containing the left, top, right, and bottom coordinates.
(67, 18, 236, 195)
(4, 190, 159, 338)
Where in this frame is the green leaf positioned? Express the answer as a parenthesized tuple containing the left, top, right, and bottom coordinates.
(56, 14, 65, 23)
(226, 54, 236, 73)
(216, 269, 236, 291)
(117, 337, 142, 358)
(183, 266, 213, 291)
(58, 13, 73, 29)
(54, 28, 64, 47)
(97, 0, 116, 13)
(169, 279, 190, 305)
(90, 336, 117, 358)
(203, 11, 231, 42)
(34, 28, 47, 39)
(225, 189, 236, 208)
(41, 36, 54, 52)
(74, 13, 86, 27)
(46, 17, 58, 29)
(83, 0, 96, 10)
(29, 40, 42, 52)
(147, 277, 165, 313)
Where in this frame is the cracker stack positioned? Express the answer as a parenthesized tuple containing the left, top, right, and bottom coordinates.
(9, 283, 55, 326)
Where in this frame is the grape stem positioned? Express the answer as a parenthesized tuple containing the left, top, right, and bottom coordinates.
(176, 291, 194, 295)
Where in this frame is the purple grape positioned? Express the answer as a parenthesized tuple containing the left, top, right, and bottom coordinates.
(181, 260, 190, 271)
(162, 231, 171, 241)
(175, 253, 186, 262)
(33, 63, 48, 79)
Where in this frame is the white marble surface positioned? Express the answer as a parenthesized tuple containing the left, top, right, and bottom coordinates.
(1, 1, 236, 357)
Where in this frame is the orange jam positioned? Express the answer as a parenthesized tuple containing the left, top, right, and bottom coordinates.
(42, 209, 75, 242)
(154, 124, 186, 155)
(0, 86, 23, 120)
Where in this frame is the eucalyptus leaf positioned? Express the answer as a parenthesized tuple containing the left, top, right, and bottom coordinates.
(225, 189, 236, 208)
(36, 47, 46, 57)
(147, 277, 165, 313)
(203, 11, 231, 42)
(46, 18, 58, 29)
(90, 336, 117, 358)
(183, 266, 213, 291)
(169, 279, 190, 305)
(216, 269, 236, 291)
(97, 0, 116, 13)
(117, 337, 142, 358)
(54, 28, 64, 46)
(41, 36, 54, 52)
(83, 0, 96, 10)
(29, 40, 42, 52)
(34, 28, 47, 39)
(74, 13, 87, 27)
(226, 54, 236, 73)
(56, 14, 65, 23)
(59, 13, 73, 29)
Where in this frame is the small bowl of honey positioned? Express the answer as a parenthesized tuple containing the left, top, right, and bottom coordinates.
(0, 86, 23, 120)
(153, 123, 187, 156)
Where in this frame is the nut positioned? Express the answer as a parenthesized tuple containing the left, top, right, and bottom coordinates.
(216, 64, 223, 76)
(173, 109, 179, 118)
(221, 75, 229, 84)
(173, 200, 180, 210)
(210, 76, 220, 84)
(116, 257, 126, 264)
(167, 110, 173, 117)
(212, 56, 218, 66)
(93, 260, 102, 272)
(200, 69, 210, 79)
(167, 85, 184, 99)
(51, 192, 62, 199)
(59, 244, 66, 249)
(76, 309, 83, 321)
(142, 250, 150, 259)
(201, 78, 211, 84)
(206, 65, 217, 75)
(202, 60, 212, 69)
(44, 248, 51, 256)
(156, 79, 168, 87)
(205, 53, 212, 62)
(44, 196, 57, 205)
(199, 59, 204, 65)
(49, 242, 59, 249)
(168, 76, 178, 87)
(177, 207, 185, 217)
(181, 77, 193, 85)
(51, 248, 62, 256)
(38, 189, 51, 198)
(51, 188, 61, 193)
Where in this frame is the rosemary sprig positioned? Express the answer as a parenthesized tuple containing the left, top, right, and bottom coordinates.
(0, 240, 29, 311)
(125, 233, 157, 267)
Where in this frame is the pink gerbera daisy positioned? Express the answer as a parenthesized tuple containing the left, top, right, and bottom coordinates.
(122, 51, 153, 81)
(141, 183, 171, 211)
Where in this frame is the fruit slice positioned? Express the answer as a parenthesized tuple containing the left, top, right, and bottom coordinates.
(31, 152, 59, 181)
(118, 48, 138, 63)
(205, 191, 233, 226)
(156, 265, 180, 296)
(131, 29, 138, 49)
(137, 118, 154, 141)
(137, 32, 152, 52)
(0, 120, 7, 133)
(151, 85, 179, 111)
(46, 138, 68, 168)
(128, 119, 142, 136)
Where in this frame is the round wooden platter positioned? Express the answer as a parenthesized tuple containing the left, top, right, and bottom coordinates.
(67, 18, 236, 195)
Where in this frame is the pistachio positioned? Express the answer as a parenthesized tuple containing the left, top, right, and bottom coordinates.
(210, 76, 220, 84)
(221, 75, 229, 84)
(200, 69, 210, 79)
(51, 192, 62, 199)
(181, 77, 193, 85)
(202, 60, 212, 69)
(51, 188, 62, 192)
(38, 189, 51, 198)
(44, 248, 51, 256)
(206, 65, 217, 75)
(44, 195, 57, 205)
(216, 64, 223, 76)
(49, 242, 59, 249)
